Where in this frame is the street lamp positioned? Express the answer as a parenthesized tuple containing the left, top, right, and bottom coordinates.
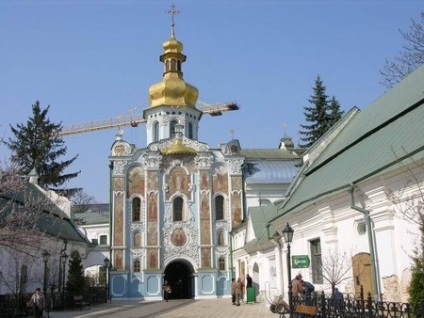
(104, 257, 110, 302)
(282, 222, 294, 318)
(42, 250, 50, 295)
(60, 252, 68, 309)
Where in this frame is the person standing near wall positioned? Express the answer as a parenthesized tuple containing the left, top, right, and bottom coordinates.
(30, 288, 45, 318)
(246, 274, 252, 288)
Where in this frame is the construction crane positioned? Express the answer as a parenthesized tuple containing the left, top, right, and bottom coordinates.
(58, 102, 239, 137)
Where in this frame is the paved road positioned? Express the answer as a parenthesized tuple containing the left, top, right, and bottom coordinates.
(48, 298, 279, 318)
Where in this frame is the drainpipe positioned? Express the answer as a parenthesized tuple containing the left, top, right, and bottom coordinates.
(349, 184, 382, 301)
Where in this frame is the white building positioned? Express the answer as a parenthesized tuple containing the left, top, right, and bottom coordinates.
(233, 63, 424, 304)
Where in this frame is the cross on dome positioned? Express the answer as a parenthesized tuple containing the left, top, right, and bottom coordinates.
(166, 3, 180, 38)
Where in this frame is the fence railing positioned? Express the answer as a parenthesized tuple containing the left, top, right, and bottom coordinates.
(0, 287, 108, 317)
(288, 287, 415, 318)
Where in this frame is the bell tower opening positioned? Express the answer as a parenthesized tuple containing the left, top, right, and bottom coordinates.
(164, 260, 194, 299)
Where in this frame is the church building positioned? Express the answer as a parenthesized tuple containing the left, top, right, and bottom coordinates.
(107, 21, 301, 300)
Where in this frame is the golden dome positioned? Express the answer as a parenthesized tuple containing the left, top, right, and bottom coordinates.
(161, 139, 197, 156)
(148, 36, 199, 108)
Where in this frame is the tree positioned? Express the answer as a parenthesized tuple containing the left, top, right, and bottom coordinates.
(320, 251, 352, 294)
(327, 96, 344, 129)
(380, 11, 424, 89)
(385, 152, 424, 309)
(0, 165, 55, 256)
(5, 101, 80, 197)
(66, 250, 85, 296)
(299, 76, 343, 148)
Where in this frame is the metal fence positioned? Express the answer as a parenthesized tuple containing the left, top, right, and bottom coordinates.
(0, 287, 108, 318)
(284, 288, 415, 318)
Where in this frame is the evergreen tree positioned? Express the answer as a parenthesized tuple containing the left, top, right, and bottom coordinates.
(327, 96, 344, 129)
(299, 76, 330, 148)
(5, 100, 80, 196)
(66, 250, 85, 296)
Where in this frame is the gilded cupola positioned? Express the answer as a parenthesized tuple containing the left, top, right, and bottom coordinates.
(148, 32, 199, 108)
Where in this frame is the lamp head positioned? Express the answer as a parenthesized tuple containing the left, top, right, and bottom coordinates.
(282, 222, 294, 243)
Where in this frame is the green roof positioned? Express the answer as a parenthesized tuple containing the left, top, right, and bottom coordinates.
(240, 149, 300, 160)
(1, 182, 89, 243)
(275, 63, 424, 217)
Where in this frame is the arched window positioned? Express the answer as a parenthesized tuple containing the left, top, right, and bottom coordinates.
(188, 122, 193, 139)
(173, 197, 184, 221)
(134, 259, 141, 272)
(170, 120, 178, 137)
(134, 232, 142, 247)
(177, 60, 181, 72)
(153, 122, 159, 142)
(215, 195, 224, 220)
(218, 257, 225, 271)
(132, 197, 141, 222)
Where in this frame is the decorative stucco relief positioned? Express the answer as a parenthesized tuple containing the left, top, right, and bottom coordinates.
(131, 248, 144, 258)
(144, 152, 162, 170)
(113, 160, 128, 176)
(162, 221, 199, 265)
(194, 153, 214, 170)
(226, 158, 244, 175)
(111, 141, 132, 156)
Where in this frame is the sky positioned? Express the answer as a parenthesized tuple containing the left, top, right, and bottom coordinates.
(0, 0, 422, 203)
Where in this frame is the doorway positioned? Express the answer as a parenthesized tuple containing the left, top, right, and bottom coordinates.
(164, 260, 194, 299)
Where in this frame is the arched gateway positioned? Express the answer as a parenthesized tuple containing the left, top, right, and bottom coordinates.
(164, 260, 194, 299)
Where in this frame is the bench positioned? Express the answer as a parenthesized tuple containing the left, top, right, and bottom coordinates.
(294, 304, 318, 317)
(73, 295, 91, 311)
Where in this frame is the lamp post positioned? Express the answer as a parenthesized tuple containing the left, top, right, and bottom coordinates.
(60, 252, 68, 309)
(282, 222, 294, 318)
(104, 257, 110, 302)
(42, 250, 50, 295)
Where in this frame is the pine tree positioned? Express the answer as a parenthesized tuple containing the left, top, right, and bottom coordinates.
(66, 250, 85, 296)
(5, 100, 80, 196)
(299, 76, 331, 148)
(327, 96, 344, 129)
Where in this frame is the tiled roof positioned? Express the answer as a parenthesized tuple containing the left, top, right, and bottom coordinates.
(240, 149, 300, 160)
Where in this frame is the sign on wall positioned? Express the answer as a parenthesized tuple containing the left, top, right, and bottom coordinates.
(292, 255, 310, 268)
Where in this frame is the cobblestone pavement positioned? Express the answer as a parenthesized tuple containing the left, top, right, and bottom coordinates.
(49, 298, 278, 318)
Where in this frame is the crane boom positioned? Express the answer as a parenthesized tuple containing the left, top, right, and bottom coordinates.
(59, 102, 239, 137)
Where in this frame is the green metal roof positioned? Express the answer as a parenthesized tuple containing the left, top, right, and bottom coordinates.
(274, 63, 424, 217)
(240, 149, 300, 160)
(0, 182, 89, 243)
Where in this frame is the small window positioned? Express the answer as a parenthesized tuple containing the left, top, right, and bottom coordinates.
(99, 235, 107, 245)
(219, 257, 225, 270)
(153, 122, 159, 142)
(188, 122, 193, 139)
(132, 197, 141, 222)
(310, 238, 323, 284)
(357, 222, 366, 235)
(215, 195, 224, 220)
(134, 260, 141, 272)
(173, 197, 184, 221)
(170, 120, 178, 137)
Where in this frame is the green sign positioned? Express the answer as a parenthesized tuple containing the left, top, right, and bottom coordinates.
(292, 255, 310, 268)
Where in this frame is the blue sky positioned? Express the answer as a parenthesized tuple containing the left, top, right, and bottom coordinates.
(1, 0, 422, 202)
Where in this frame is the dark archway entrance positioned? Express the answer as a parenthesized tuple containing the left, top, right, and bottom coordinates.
(164, 261, 194, 299)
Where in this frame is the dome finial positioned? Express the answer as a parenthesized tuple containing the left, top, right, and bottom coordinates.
(166, 3, 180, 38)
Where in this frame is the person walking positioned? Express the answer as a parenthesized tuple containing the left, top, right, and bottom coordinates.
(163, 280, 172, 302)
(235, 277, 243, 306)
(231, 278, 237, 305)
(301, 280, 315, 305)
(30, 288, 45, 318)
